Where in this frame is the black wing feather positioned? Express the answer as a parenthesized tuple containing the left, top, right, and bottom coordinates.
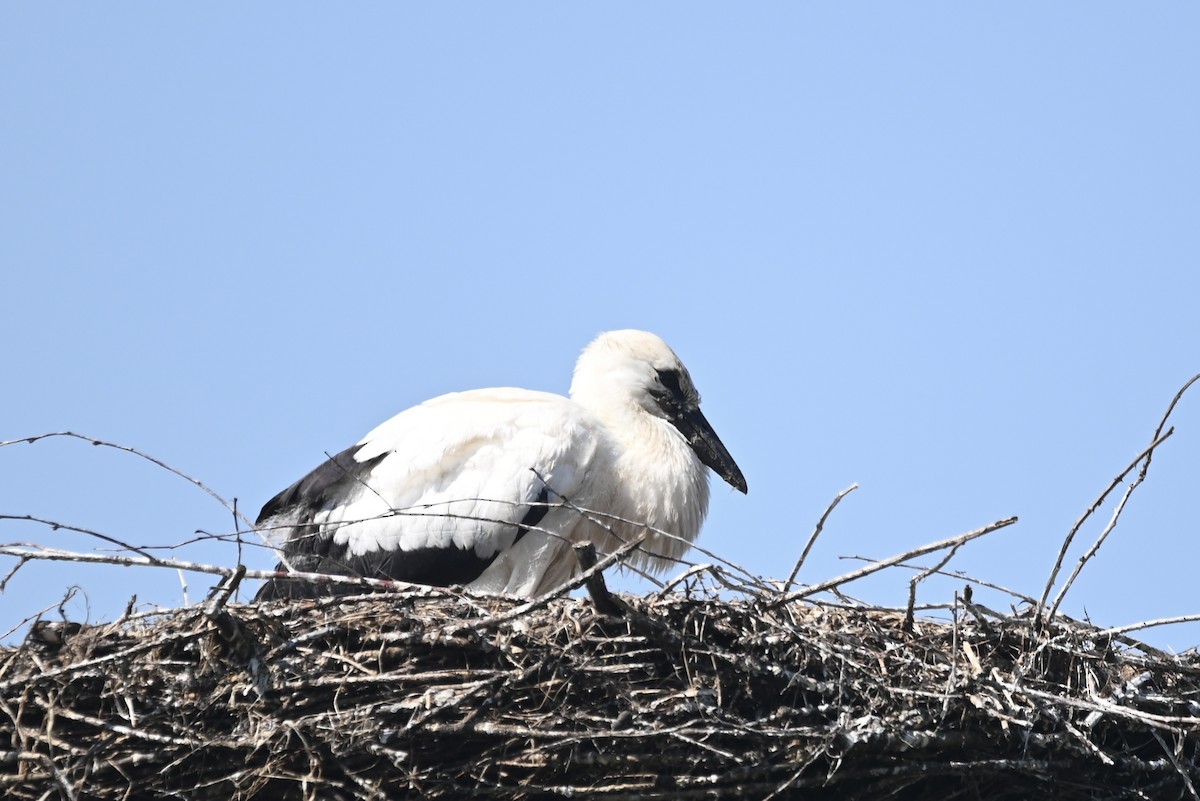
(255, 448, 551, 601)
(256, 444, 386, 526)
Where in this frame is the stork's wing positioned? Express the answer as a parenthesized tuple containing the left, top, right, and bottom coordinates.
(255, 389, 603, 597)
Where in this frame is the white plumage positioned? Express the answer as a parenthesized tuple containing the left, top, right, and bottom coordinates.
(256, 330, 746, 599)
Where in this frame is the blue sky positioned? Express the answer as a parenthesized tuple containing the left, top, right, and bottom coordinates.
(2, 5, 1198, 648)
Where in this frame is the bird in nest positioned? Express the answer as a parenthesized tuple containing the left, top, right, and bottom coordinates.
(255, 329, 746, 600)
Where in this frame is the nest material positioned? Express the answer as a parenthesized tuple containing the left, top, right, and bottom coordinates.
(2, 572, 1199, 801)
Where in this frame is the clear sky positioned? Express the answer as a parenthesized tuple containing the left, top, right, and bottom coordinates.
(2, 5, 1197, 649)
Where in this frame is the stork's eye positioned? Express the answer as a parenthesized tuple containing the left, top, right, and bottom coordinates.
(649, 369, 689, 421)
(655, 369, 685, 399)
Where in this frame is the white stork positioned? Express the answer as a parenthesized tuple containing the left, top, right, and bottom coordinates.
(255, 329, 747, 600)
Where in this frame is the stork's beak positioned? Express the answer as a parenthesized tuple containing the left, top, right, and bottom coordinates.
(674, 406, 748, 494)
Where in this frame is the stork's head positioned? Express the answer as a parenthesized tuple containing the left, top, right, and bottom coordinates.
(570, 330, 748, 494)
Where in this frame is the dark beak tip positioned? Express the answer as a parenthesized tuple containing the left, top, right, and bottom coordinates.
(678, 406, 747, 496)
(719, 465, 747, 495)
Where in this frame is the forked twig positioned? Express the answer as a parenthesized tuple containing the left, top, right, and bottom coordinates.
(838, 556, 1039, 606)
(1141, 373, 1200, 480)
(904, 543, 964, 632)
(767, 516, 1018, 608)
(205, 565, 247, 618)
(1039, 371, 1200, 625)
(783, 483, 858, 593)
(1036, 428, 1173, 624)
(1046, 465, 1152, 622)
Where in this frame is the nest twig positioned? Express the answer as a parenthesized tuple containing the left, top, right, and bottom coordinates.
(2, 570, 1199, 801)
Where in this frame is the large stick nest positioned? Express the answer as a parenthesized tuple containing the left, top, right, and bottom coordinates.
(2, 567, 1198, 801)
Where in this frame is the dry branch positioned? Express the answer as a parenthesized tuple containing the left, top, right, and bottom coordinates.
(783, 482, 858, 592)
(1039, 371, 1200, 625)
(0, 432, 250, 528)
(769, 516, 1019, 608)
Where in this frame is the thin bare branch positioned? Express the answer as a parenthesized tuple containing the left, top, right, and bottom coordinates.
(0, 432, 253, 530)
(1093, 614, 1200, 639)
(1047, 471, 1145, 622)
(0, 544, 418, 594)
(783, 482, 858, 593)
(1038, 372, 1200, 625)
(1037, 427, 1174, 623)
(768, 516, 1018, 608)
(838, 555, 1039, 606)
(0, 515, 155, 560)
(1140, 372, 1200, 481)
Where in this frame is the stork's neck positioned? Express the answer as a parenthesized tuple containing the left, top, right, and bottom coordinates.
(577, 393, 712, 570)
